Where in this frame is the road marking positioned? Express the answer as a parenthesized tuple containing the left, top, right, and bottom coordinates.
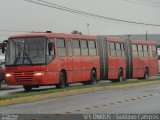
(110, 102, 116, 105)
(101, 104, 108, 106)
(130, 98, 137, 101)
(124, 99, 130, 102)
(32, 118, 39, 120)
(94, 106, 101, 108)
(64, 93, 158, 113)
(65, 111, 72, 114)
(75, 109, 81, 112)
(117, 100, 124, 103)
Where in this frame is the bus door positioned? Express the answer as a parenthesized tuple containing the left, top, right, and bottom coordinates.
(108, 42, 117, 79)
(72, 39, 82, 82)
(67, 40, 74, 83)
(149, 45, 158, 75)
(132, 44, 140, 78)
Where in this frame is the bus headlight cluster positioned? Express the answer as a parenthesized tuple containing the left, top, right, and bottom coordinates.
(34, 72, 44, 76)
(6, 73, 12, 77)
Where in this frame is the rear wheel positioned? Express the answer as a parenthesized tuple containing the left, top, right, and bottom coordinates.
(89, 70, 97, 85)
(144, 68, 149, 79)
(23, 85, 32, 92)
(118, 69, 123, 82)
(56, 72, 66, 88)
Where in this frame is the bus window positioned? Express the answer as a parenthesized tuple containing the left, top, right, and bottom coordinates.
(132, 44, 138, 58)
(110, 42, 116, 57)
(57, 38, 66, 57)
(143, 45, 148, 57)
(73, 39, 80, 56)
(116, 43, 121, 57)
(152, 45, 157, 57)
(80, 40, 89, 56)
(121, 43, 125, 56)
(138, 45, 143, 57)
(47, 38, 55, 63)
(67, 40, 72, 56)
(88, 40, 96, 56)
(149, 46, 153, 57)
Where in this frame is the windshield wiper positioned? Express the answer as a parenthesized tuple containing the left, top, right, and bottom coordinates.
(13, 49, 22, 65)
(23, 43, 32, 65)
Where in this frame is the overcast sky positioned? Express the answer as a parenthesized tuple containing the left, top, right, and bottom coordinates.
(0, 0, 160, 40)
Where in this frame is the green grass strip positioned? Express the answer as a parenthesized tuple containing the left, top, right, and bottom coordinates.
(0, 78, 159, 100)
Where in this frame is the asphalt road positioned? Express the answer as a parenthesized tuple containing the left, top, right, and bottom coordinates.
(0, 83, 160, 114)
(0, 74, 159, 96)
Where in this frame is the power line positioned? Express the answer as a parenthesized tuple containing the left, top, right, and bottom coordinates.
(136, 0, 160, 5)
(25, 0, 160, 27)
(0, 34, 10, 37)
(124, 0, 160, 7)
(0, 29, 31, 33)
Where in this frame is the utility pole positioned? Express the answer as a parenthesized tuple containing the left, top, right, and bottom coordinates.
(87, 23, 90, 35)
(146, 31, 148, 41)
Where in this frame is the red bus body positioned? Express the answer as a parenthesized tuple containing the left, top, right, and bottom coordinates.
(4, 33, 158, 89)
(130, 40, 158, 78)
(5, 33, 100, 86)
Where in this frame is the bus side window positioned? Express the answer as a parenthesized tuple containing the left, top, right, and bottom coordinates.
(73, 39, 80, 56)
(47, 38, 55, 63)
(138, 44, 143, 57)
(132, 44, 138, 58)
(116, 42, 121, 57)
(152, 45, 157, 57)
(67, 40, 72, 56)
(149, 46, 153, 57)
(121, 43, 125, 56)
(88, 40, 96, 56)
(57, 38, 66, 57)
(80, 39, 89, 56)
(110, 42, 116, 57)
(143, 45, 148, 57)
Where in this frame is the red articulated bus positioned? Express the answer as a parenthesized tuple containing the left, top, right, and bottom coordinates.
(2, 32, 158, 91)
(129, 40, 158, 79)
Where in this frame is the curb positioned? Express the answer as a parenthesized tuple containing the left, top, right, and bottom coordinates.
(0, 80, 160, 106)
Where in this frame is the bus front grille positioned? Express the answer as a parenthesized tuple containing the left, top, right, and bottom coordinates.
(14, 71, 33, 82)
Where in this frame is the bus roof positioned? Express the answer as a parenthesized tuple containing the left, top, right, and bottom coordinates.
(131, 40, 157, 45)
(9, 32, 98, 40)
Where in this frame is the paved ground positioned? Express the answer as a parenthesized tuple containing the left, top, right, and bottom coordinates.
(0, 74, 159, 96)
(0, 83, 160, 114)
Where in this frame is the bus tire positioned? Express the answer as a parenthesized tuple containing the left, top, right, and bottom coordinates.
(56, 72, 66, 88)
(144, 68, 149, 79)
(89, 70, 97, 85)
(118, 69, 123, 82)
(23, 85, 32, 92)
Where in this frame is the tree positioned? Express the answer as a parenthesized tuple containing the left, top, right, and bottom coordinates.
(71, 30, 82, 35)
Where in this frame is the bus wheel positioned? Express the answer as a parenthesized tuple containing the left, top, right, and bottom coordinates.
(118, 69, 123, 82)
(56, 72, 66, 88)
(144, 68, 149, 79)
(23, 85, 32, 92)
(89, 70, 97, 85)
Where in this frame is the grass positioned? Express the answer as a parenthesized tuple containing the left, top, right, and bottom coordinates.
(0, 78, 159, 100)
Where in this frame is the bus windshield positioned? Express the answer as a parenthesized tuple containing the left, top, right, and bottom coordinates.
(5, 37, 46, 66)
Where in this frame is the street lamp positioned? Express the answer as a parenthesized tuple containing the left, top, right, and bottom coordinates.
(87, 23, 90, 35)
(146, 31, 148, 41)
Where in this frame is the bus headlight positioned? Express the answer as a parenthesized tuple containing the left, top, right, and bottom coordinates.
(34, 72, 44, 76)
(6, 73, 12, 77)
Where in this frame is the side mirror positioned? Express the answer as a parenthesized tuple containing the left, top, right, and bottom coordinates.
(2, 46, 5, 53)
(48, 42, 53, 55)
(48, 42, 53, 51)
(1, 40, 8, 53)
